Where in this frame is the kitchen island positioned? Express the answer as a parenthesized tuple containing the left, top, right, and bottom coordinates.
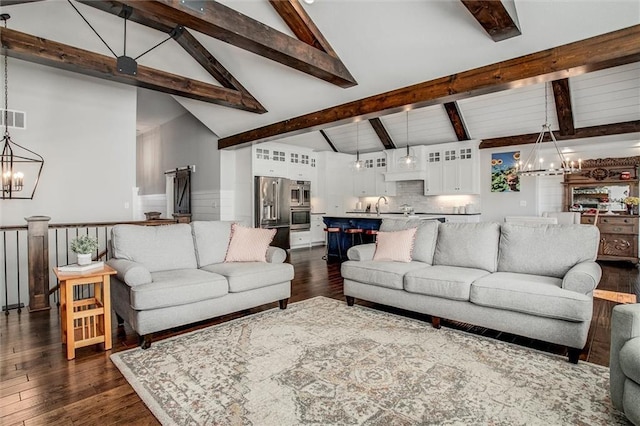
(322, 214, 445, 261)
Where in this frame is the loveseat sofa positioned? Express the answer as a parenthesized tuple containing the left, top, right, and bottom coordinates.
(611, 303, 640, 425)
(342, 220, 601, 363)
(107, 221, 294, 348)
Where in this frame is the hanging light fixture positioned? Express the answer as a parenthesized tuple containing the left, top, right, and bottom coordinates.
(1, 14, 44, 200)
(516, 82, 580, 177)
(397, 110, 417, 170)
(351, 120, 366, 172)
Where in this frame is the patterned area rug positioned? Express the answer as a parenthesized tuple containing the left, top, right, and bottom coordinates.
(110, 297, 627, 425)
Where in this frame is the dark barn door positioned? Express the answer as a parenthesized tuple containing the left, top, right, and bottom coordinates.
(174, 169, 191, 214)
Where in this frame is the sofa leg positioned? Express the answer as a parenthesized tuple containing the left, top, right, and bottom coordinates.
(279, 298, 289, 310)
(567, 348, 581, 364)
(431, 316, 441, 329)
(346, 296, 355, 306)
(115, 313, 125, 327)
(140, 334, 152, 349)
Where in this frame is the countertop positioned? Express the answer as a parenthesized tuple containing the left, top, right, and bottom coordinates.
(344, 211, 481, 216)
(324, 213, 445, 220)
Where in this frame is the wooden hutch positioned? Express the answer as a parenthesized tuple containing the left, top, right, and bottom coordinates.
(563, 156, 639, 263)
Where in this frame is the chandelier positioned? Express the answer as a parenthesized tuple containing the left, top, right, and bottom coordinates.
(1, 14, 44, 200)
(516, 82, 580, 177)
(397, 110, 417, 170)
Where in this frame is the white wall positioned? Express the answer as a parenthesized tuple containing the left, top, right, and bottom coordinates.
(1, 59, 137, 226)
(137, 113, 220, 194)
(136, 112, 223, 221)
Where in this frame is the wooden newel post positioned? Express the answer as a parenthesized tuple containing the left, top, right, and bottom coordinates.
(25, 216, 51, 312)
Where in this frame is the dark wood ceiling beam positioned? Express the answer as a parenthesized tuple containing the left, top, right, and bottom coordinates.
(77, 0, 265, 113)
(551, 78, 575, 136)
(368, 118, 396, 149)
(479, 120, 640, 149)
(269, 0, 338, 58)
(443, 102, 470, 141)
(130, 0, 357, 88)
(319, 130, 338, 152)
(0, 27, 265, 113)
(219, 24, 640, 149)
(460, 0, 521, 42)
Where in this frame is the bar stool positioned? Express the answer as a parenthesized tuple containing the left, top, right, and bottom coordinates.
(344, 227, 364, 250)
(364, 229, 378, 243)
(323, 227, 342, 260)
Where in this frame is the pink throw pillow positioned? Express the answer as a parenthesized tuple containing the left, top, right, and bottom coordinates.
(224, 224, 276, 262)
(373, 228, 417, 262)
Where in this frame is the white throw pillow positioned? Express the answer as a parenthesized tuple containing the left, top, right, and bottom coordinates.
(224, 224, 276, 262)
(373, 228, 417, 262)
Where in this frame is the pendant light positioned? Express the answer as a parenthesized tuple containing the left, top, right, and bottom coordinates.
(397, 110, 417, 170)
(516, 82, 580, 177)
(1, 14, 44, 200)
(351, 120, 365, 172)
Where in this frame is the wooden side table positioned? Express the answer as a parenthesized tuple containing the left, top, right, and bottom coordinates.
(53, 265, 116, 360)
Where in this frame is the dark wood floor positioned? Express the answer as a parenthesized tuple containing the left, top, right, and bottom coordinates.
(1, 246, 638, 425)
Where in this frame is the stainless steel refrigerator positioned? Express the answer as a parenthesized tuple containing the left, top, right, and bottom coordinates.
(255, 176, 290, 250)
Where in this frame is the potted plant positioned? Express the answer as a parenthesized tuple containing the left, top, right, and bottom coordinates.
(70, 235, 98, 265)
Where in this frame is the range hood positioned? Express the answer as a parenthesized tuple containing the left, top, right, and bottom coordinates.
(383, 170, 427, 182)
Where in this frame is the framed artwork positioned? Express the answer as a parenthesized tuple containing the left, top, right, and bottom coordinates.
(491, 151, 520, 192)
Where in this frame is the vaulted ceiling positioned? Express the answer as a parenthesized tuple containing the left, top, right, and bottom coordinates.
(1, 0, 639, 155)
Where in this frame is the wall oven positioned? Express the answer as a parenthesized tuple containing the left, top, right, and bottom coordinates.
(290, 180, 311, 208)
(290, 207, 311, 231)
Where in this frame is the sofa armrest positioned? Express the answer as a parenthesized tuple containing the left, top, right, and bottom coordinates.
(347, 243, 376, 261)
(266, 246, 287, 264)
(610, 304, 640, 411)
(561, 261, 601, 294)
(107, 258, 152, 287)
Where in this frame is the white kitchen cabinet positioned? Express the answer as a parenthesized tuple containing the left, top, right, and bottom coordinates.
(252, 145, 288, 178)
(353, 153, 395, 197)
(425, 149, 443, 195)
(425, 141, 480, 195)
(288, 150, 317, 181)
(311, 214, 325, 245)
(352, 158, 376, 196)
(325, 152, 357, 214)
(290, 230, 311, 249)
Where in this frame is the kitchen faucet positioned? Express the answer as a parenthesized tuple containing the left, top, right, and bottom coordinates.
(375, 196, 388, 216)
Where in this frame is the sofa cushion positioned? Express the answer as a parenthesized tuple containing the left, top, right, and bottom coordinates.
(225, 224, 276, 263)
(470, 272, 592, 322)
(373, 228, 417, 262)
(201, 262, 294, 293)
(130, 269, 228, 310)
(497, 224, 599, 278)
(620, 337, 640, 385)
(111, 224, 197, 272)
(433, 222, 500, 272)
(404, 265, 490, 301)
(378, 220, 439, 265)
(341, 260, 429, 290)
(191, 221, 234, 267)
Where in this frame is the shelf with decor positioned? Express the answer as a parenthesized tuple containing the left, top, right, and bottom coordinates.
(565, 156, 639, 264)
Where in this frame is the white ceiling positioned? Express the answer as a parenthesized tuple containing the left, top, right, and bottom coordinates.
(5, 0, 640, 153)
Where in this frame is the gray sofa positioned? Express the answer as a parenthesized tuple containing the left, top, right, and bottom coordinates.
(107, 221, 294, 348)
(611, 303, 640, 425)
(342, 221, 601, 363)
